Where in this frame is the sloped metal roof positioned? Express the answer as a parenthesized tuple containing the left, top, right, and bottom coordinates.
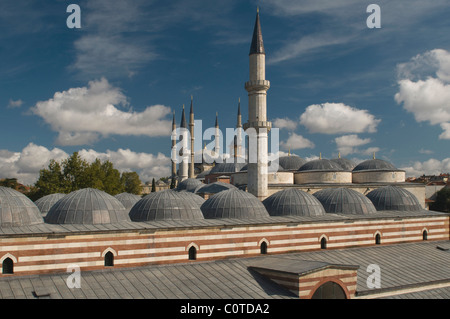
(195, 181, 236, 194)
(0, 186, 44, 227)
(210, 162, 247, 174)
(263, 188, 326, 217)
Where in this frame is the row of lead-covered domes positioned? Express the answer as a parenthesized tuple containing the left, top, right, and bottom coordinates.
(0, 184, 426, 227)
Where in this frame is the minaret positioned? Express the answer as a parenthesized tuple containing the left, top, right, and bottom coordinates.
(236, 98, 243, 158)
(178, 105, 189, 182)
(171, 111, 177, 182)
(189, 96, 195, 178)
(214, 112, 220, 160)
(243, 9, 271, 200)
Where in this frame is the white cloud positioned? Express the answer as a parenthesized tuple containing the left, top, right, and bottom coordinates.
(31, 78, 172, 146)
(419, 148, 434, 155)
(300, 103, 380, 134)
(272, 117, 297, 130)
(280, 133, 315, 150)
(7, 99, 23, 108)
(395, 49, 450, 139)
(400, 158, 450, 177)
(334, 134, 374, 156)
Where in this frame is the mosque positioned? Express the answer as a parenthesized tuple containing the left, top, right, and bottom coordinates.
(0, 11, 449, 300)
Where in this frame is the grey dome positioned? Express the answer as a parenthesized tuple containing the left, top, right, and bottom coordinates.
(353, 159, 398, 172)
(263, 189, 326, 217)
(313, 188, 377, 215)
(298, 159, 343, 172)
(114, 192, 142, 210)
(34, 193, 66, 216)
(0, 186, 44, 227)
(331, 158, 356, 171)
(45, 188, 131, 225)
(196, 169, 212, 180)
(210, 162, 247, 174)
(240, 161, 284, 172)
(201, 189, 269, 219)
(195, 181, 236, 195)
(278, 156, 307, 171)
(366, 186, 422, 211)
(177, 178, 204, 192)
(129, 189, 205, 221)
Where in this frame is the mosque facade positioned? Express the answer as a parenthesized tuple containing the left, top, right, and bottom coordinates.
(0, 11, 449, 300)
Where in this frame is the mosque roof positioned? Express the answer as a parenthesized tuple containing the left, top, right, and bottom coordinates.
(195, 181, 236, 194)
(330, 158, 356, 171)
(176, 178, 204, 192)
(114, 192, 142, 210)
(129, 189, 204, 222)
(313, 187, 377, 215)
(210, 162, 247, 174)
(201, 189, 269, 219)
(196, 169, 211, 179)
(0, 186, 44, 227)
(366, 186, 423, 211)
(278, 155, 307, 171)
(44, 188, 131, 225)
(34, 193, 66, 216)
(298, 159, 344, 172)
(263, 188, 326, 217)
(353, 159, 399, 172)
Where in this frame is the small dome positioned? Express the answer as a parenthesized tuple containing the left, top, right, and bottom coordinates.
(210, 162, 247, 174)
(34, 193, 66, 216)
(331, 158, 356, 171)
(114, 192, 142, 210)
(278, 155, 307, 171)
(298, 159, 343, 172)
(129, 190, 204, 221)
(263, 189, 326, 217)
(353, 159, 398, 172)
(45, 188, 131, 225)
(366, 186, 422, 211)
(313, 188, 377, 215)
(195, 181, 236, 195)
(201, 189, 269, 219)
(0, 186, 44, 227)
(239, 161, 284, 173)
(177, 178, 204, 192)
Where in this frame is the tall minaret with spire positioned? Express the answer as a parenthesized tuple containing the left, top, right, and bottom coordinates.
(243, 8, 271, 200)
(178, 105, 189, 182)
(171, 111, 177, 183)
(214, 112, 221, 160)
(189, 96, 195, 178)
(236, 98, 243, 158)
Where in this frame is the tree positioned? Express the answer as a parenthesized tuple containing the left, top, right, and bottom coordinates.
(120, 172, 142, 195)
(170, 178, 176, 189)
(430, 187, 450, 213)
(35, 160, 68, 195)
(62, 152, 90, 192)
(151, 178, 156, 192)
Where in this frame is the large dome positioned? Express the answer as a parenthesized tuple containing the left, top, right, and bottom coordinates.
(366, 186, 422, 211)
(278, 155, 307, 171)
(195, 181, 236, 195)
(129, 189, 204, 221)
(353, 159, 398, 172)
(298, 159, 344, 172)
(210, 162, 247, 174)
(0, 186, 44, 227)
(45, 188, 131, 225)
(331, 158, 356, 171)
(313, 188, 377, 215)
(177, 178, 204, 192)
(114, 192, 142, 210)
(34, 193, 66, 216)
(263, 189, 326, 217)
(201, 189, 269, 219)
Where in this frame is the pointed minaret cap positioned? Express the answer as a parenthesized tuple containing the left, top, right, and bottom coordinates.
(249, 8, 265, 55)
(180, 104, 187, 128)
(190, 95, 194, 115)
(215, 112, 219, 128)
(172, 110, 176, 127)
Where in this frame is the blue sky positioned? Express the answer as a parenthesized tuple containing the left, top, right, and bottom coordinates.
(1, 0, 450, 184)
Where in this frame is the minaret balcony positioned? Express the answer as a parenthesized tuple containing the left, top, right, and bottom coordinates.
(245, 80, 270, 92)
(243, 121, 272, 131)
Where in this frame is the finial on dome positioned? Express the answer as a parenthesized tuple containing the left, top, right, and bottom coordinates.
(373, 152, 376, 159)
(319, 152, 322, 160)
(338, 152, 341, 159)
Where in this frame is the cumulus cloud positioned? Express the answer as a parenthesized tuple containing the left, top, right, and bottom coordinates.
(400, 158, 450, 177)
(31, 78, 172, 146)
(334, 134, 378, 156)
(7, 99, 23, 108)
(280, 132, 315, 150)
(272, 117, 297, 130)
(299, 103, 380, 134)
(395, 49, 450, 139)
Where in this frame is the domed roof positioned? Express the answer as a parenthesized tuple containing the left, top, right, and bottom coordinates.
(239, 161, 284, 173)
(210, 162, 247, 174)
(114, 192, 142, 210)
(177, 178, 204, 192)
(195, 181, 236, 194)
(0, 186, 44, 227)
(330, 158, 356, 171)
(278, 155, 307, 171)
(45, 188, 131, 225)
(353, 159, 398, 172)
(263, 189, 326, 217)
(313, 187, 377, 215)
(34, 193, 66, 216)
(201, 189, 269, 219)
(298, 159, 343, 172)
(196, 169, 212, 180)
(366, 186, 422, 211)
(129, 189, 205, 221)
